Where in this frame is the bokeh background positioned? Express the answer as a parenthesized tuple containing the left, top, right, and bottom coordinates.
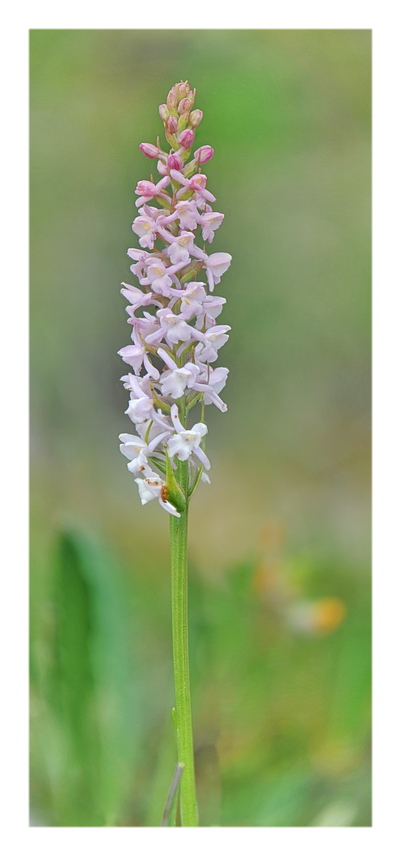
(30, 29, 371, 826)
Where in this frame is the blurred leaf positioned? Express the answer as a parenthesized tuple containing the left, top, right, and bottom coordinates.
(45, 529, 142, 825)
(47, 531, 101, 824)
(50, 531, 94, 738)
(222, 767, 313, 826)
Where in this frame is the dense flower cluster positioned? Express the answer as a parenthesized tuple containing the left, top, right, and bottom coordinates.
(118, 81, 231, 517)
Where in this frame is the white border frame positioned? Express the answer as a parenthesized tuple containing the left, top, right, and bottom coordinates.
(4, 3, 399, 853)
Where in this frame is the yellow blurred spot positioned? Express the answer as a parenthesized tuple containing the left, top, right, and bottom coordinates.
(285, 597, 346, 634)
(313, 598, 346, 633)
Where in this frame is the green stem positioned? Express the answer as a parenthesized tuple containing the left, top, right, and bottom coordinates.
(169, 458, 198, 826)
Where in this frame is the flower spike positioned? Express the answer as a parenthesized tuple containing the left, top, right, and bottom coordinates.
(118, 82, 232, 516)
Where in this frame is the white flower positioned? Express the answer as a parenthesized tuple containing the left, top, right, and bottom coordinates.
(119, 433, 148, 461)
(166, 231, 195, 265)
(126, 396, 153, 424)
(132, 214, 158, 249)
(124, 374, 154, 424)
(175, 201, 199, 231)
(136, 413, 172, 442)
(156, 309, 195, 345)
(192, 366, 229, 411)
(204, 252, 232, 291)
(157, 348, 199, 399)
(167, 426, 208, 463)
(120, 282, 155, 311)
(167, 404, 210, 469)
(195, 325, 231, 362)
(119, 430, 170, 474)
(179, 282, 208, 319)
(160, 364, 199, 399)
(117, 344, 145, 372)
(134, 471, 180, 517)
(200, 211, 224, 243)
(144, 261, 174, 296)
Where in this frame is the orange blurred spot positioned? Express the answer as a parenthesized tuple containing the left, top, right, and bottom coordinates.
(313, 598, 346, 633)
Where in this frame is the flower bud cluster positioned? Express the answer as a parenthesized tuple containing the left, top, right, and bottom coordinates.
(158, 81, 204, 154)
(119, 82, 232, 517)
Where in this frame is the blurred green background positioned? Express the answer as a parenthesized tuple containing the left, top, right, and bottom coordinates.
(30, 29, 371, 826)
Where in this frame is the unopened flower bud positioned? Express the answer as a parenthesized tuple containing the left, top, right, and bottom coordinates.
(167, 153, 184, 171)
(179, 129, 195, 150)
(135, 179, 155, 196)
(194, 145, 214, 164)
(167, 115, 178, 134)
(175, 81, 190, 101)
(178, 97, 192, 115)
(167, 88, 178, 111)
(158, 103, 169, 121)
(189, 109, 203, 128)
(139, 142, 159, 159)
